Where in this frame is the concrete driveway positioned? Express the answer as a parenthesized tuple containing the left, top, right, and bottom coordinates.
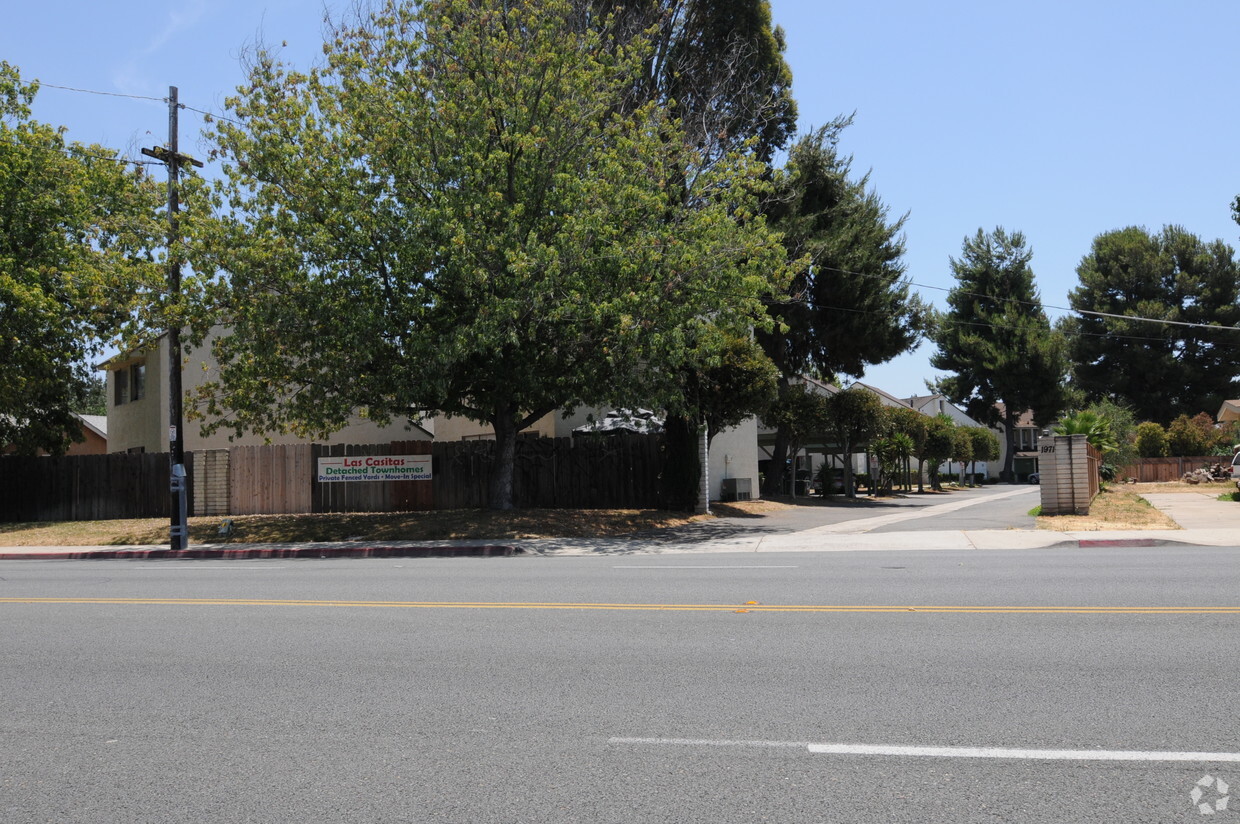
(661, 484, 1041, 541)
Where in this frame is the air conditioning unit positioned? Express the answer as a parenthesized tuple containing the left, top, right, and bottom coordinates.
(721, 478, 752, 502)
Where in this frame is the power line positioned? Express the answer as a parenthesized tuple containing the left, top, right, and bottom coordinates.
(36, 81, 242, 129)
(677, 282, 1240, 351)
(179, 103, 241, 126)
(0, 134, 162, 168)
(809, 263, 1240, 333)
(36, 82, 167, 103)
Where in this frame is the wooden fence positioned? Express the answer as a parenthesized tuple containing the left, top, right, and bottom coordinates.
(229, 436, 663, 514)
(1, 434, 665, 522)
(1085, 442, 1101, 501)
(1113, 455, 1222, 483)
(0, 452, 189, 522)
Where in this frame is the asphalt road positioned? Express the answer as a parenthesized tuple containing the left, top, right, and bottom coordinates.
(3, 546, 1239, 823)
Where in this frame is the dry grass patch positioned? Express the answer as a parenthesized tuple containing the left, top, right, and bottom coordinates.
(0, 507, 727, 546)
(1036, 487, 1179, 532)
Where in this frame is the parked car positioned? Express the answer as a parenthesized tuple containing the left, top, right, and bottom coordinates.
(1028, 472, 1040, 484)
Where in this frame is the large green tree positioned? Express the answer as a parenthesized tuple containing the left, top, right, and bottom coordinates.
(930, 228, 1071, 481)
(758, 120, 926, 494)
(189, 0, 790, 509)
(599, 0, 797, 498)
(0, 62, 161, 454)
(1062, 226, 1240, 424)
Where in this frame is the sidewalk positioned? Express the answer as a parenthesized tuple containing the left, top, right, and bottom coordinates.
(2, 490, 1236, 560)
(1, 527, 1233, 561)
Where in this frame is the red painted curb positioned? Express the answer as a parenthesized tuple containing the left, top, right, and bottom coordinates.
(0, 545, 521, 561)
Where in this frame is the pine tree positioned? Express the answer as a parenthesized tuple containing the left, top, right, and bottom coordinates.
(1063, 226, 1240, 423)
(930, 228, 1070, 481)
(757, 121, 926, 493)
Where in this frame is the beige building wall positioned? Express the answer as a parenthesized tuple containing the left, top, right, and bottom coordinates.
(105, 332, 432, 454)
(106, 339, 167, 454)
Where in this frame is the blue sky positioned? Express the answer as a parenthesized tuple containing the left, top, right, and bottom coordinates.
(5, 0, 1239, 396)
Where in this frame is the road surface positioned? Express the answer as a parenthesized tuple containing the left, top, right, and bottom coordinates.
(3, 545, 1238, 823)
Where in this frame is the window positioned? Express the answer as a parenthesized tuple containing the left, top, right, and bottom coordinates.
(114, 368, 129, 406)
(112, 361, 147, 405)
(130, 363, 146, 402)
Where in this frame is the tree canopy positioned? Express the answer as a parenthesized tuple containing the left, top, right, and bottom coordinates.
(0, 62, 161, 454)
(756, 120, 925, 494)
(759, 118, 925, 382)
(600, 0, 797, 164)
(188, 0, 792, 508)
(821, 386, 884, 498)
(930, 227, 1070, 480)
(1062, 225, 1240, 424)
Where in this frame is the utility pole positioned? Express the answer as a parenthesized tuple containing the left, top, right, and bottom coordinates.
(142, 86, 202, 551)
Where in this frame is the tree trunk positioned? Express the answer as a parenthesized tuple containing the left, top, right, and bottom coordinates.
(1002, 407, 1018, 483)
(842, 437, 855, 499)
(765, 426, 791, 496)
(662, 414, 701, 511)
(916, 457, 925, 493)
(488, 411, 519, 511)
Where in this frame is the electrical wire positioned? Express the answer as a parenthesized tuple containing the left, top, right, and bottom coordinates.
(34, 81, 241, 130)
(36, 82, 167, 103)
(811, 263, 1239, 333)
(178, 103, 242, 126)
(0, 134, 161, 168)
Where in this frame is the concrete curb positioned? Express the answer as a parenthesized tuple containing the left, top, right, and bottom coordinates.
(0, 544, 522, 561)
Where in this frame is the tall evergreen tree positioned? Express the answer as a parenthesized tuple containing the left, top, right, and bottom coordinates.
(758, 120, 926, 494)
(1062, 226, 1240, 423)
(599, 0, 796, 164)
(930, 228, 1070, 481)
(594, 0, 798, 499)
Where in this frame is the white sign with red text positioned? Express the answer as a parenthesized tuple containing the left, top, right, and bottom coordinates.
(316, 455, 432, 482)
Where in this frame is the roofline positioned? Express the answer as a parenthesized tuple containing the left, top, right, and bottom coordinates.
(73, 413, 107, 440)
(848, 381, 912, 407)
(97, 332, 168, 370)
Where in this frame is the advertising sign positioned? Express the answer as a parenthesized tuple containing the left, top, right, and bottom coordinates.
(316, 455, 432, 483)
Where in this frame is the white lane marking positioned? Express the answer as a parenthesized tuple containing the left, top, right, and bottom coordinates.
(609, 737, 807, 748)
(610, 737, 1240, 762)
(807, 743, 1240, 762)
(611, 565, 798, 569)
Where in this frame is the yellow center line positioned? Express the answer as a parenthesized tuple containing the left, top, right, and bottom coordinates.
(0, 598, 1238, 614)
